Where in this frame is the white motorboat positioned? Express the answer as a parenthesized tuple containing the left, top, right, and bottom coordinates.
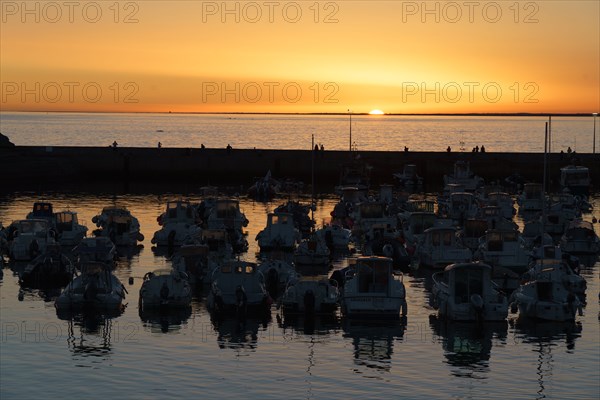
(443, 161, 484, 191)
(139, 268, 192, 308)
(92, 206, 143, 246)
(352, 201, 397, 239)
(72, 237, 116, 266)
(206, 199, 249, 252)
(281, 276, 340, 314)
(152, 200, 202, 246)
(258, 258, 298, 298)
(393, 164, 423, 187)
(559, 165, 590, 196)
(447, 192, 479, 222)
(400, 211, 437, 247)
(55, 261, 126, 311)
(559, 220, 600, 254)
(172, 243, 211, 285)
(256, 212, 300, 252)
(20, 243, 75, 287)
(314, 224, 352, 251)
(475, 229, 531, 274)
(54, 211, 88, 246)
(8, 219, 55, 261)
(459, 219, 488, 251)
(341, 256, 407, 319)
(431, 262, 508, 321)
(510, 259, 584, 322)
(485, 192, 516, 219)
(417, 227, 472, 269)
(207, 260, 271, 315)
(518, 183, 545, 213)
(522, 258, 586, 297)
(294, 234, 330, 266)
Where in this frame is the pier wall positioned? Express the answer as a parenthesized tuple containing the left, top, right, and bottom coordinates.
(1, 146, 598, 191)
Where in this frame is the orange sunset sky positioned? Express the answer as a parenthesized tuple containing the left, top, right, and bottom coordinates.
(1, 1, 598, 114)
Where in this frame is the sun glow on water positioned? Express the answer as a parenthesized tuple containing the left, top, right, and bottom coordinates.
(369, 109, 384, 115)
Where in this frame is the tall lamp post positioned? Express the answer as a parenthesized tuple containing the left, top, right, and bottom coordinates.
(594, 112, 598, 154)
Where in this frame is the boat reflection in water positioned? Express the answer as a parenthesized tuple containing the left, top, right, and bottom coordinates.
(342, 318, 407, 373)
(276, 312, 341, 336)
(211, 314, 271, 351)
(139, 304, 192, 334)
(57, 309, 125, 359)
(511, 318, 583, 399)
(429, 315, 508, 378)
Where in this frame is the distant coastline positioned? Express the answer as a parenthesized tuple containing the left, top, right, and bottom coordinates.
(0, 110, 596, 117)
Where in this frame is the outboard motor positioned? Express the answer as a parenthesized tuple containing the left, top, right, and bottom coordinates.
(84, 279, 99, 303)
(470, 294, 484, 320)
(303, 289, 316, 314)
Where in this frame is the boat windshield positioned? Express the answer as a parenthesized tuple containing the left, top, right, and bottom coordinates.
(453, 268, 484, 304)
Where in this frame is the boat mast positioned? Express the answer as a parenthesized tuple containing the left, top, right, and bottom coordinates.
(311, 134, 315, 224)
(541, 121, 548, 266)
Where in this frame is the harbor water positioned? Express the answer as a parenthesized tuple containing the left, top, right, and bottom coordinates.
(1, 192, 599, 399)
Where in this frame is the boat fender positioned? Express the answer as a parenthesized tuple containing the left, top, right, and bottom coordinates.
(137, 233, 145, 242)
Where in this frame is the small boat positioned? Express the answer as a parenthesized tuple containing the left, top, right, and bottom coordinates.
(258, 258, 298, 299)
(417, 227, 472, 269)
(55, 261, 126, 311)
(340, 256, 407, 319)
(446, 192, 479, 222)
(26, 202, 54, 223)
(281, 276, 340, 315)
(484, 192, 515, 219)
(559, 220, 600, 255)
(248, 170, 280, 201)
(274, 201, 315, 239)
(256, 212, 300, 252)
(139, 268, 192, 308)
(92, 207, 143, 246)
(206, 199, 249, 252)
(393, 164, 423, 187)
(400, 211, 437, 248)
(172, 243, 211, 285)
(559, 165, 590, 196)
(459, 219, 488, 251)
(72, 237, 116, 266)
(510, 259, 584, 322)
(8, 219, 56, 261)
(314, 224, 352, 251)
(54, 211, 88, 246)
(517, 183, 545, 213)
(152, 200, 201, 247)
(335, 159, 371, 195)
(20, 243, 75, 287)
(474, 229, 531, 274)
(443, 161, 484, 191)
(522, 258, 586, 298)
(431, 262, 508, 321)
(294, 234, 330, 266)
(207, 261, 271, 315)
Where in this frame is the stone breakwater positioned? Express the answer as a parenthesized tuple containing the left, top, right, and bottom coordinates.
(1, 146, 598, 190)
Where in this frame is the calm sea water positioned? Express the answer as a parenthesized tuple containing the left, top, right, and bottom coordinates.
(0, 112, 598, 152)
(1, 192, 599, 399)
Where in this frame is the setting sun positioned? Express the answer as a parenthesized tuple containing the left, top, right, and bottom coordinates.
(369, 109, 385, 115)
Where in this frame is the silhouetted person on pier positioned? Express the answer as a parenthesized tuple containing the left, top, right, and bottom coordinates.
(314, 144, 319, 152)
(447, 146, 451, 152)
(226, 144, 232, 154)
(157, 142, 162, 148)
(320, 144, 324, 151)
(201, 143, 206, 149)
(404, 146, 409, 152)
(567, 146, 572, 153)
(112, 141, 118, 150)
(480, 145, 486, 153)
